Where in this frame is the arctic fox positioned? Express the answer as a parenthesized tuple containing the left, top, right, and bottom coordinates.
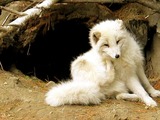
(45, 19, 160, 107)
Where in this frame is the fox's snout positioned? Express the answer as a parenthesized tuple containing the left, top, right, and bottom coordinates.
(107, 53, 120, 59)
(115, 54, 120, 59)
(107, 47, 121, 59)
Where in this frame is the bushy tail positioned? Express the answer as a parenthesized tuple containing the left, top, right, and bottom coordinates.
(45, 80, 105, 106)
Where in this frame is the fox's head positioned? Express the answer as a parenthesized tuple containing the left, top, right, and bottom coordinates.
(89, 19, 128, 60)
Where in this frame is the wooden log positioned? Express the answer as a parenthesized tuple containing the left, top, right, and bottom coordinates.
(19, 3, 114, 47)
(0, 6, 27, 16)
(135, 0, 160, 13)
(125, 20, 149, 49)
(0, 0, 34, 6)
(61, 0, 160, 13)
(0, 0, 59, 46)
(0, 2, 114, 50)
(61, 0, 123, 3)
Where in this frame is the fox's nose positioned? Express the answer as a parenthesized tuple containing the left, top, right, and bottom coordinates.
(115, 54, 120, 58)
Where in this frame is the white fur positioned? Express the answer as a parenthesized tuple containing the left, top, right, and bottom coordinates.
(45, 48, 115, 106)
(45, 19, 160, 107)
(45, 81, 105, 106)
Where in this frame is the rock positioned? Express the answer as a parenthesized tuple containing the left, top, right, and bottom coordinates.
(146, 33, 160, 81)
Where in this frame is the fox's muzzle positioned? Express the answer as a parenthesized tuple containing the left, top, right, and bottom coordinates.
(115, 54, 120, 58)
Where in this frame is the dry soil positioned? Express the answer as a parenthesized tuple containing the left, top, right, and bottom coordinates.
(0, 70, 160, 120)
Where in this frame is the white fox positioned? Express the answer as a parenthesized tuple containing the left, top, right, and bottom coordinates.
(45, 19, 160, 107)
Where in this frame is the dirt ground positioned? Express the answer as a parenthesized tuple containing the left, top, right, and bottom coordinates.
(0, 70, 160, 120)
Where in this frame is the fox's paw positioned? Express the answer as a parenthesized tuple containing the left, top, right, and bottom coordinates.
(105, 61, 115, 84)
(144, 97, 157, 107)
(116, 93, 140, 102)
(150, 90, 160, 98)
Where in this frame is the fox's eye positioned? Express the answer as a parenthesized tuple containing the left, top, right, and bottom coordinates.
(104, 44, 109, 47)
(116, 40, 120, 44)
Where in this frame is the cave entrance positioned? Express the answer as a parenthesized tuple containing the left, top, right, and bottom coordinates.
(1, 19, 91, 82)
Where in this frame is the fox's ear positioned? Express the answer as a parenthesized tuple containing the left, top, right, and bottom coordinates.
(116, 19, 125, 30)
(116, 19, 123, 24)
(92, 31, 101, 44)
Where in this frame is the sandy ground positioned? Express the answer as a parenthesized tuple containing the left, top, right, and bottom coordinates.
(0, 70, 160, 120)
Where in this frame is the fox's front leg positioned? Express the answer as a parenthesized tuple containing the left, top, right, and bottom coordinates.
(127, 75, 157, 107)
(137, 65, 160, 97)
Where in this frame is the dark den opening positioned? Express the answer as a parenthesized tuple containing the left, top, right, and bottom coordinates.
(1, 20, 91, 82)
